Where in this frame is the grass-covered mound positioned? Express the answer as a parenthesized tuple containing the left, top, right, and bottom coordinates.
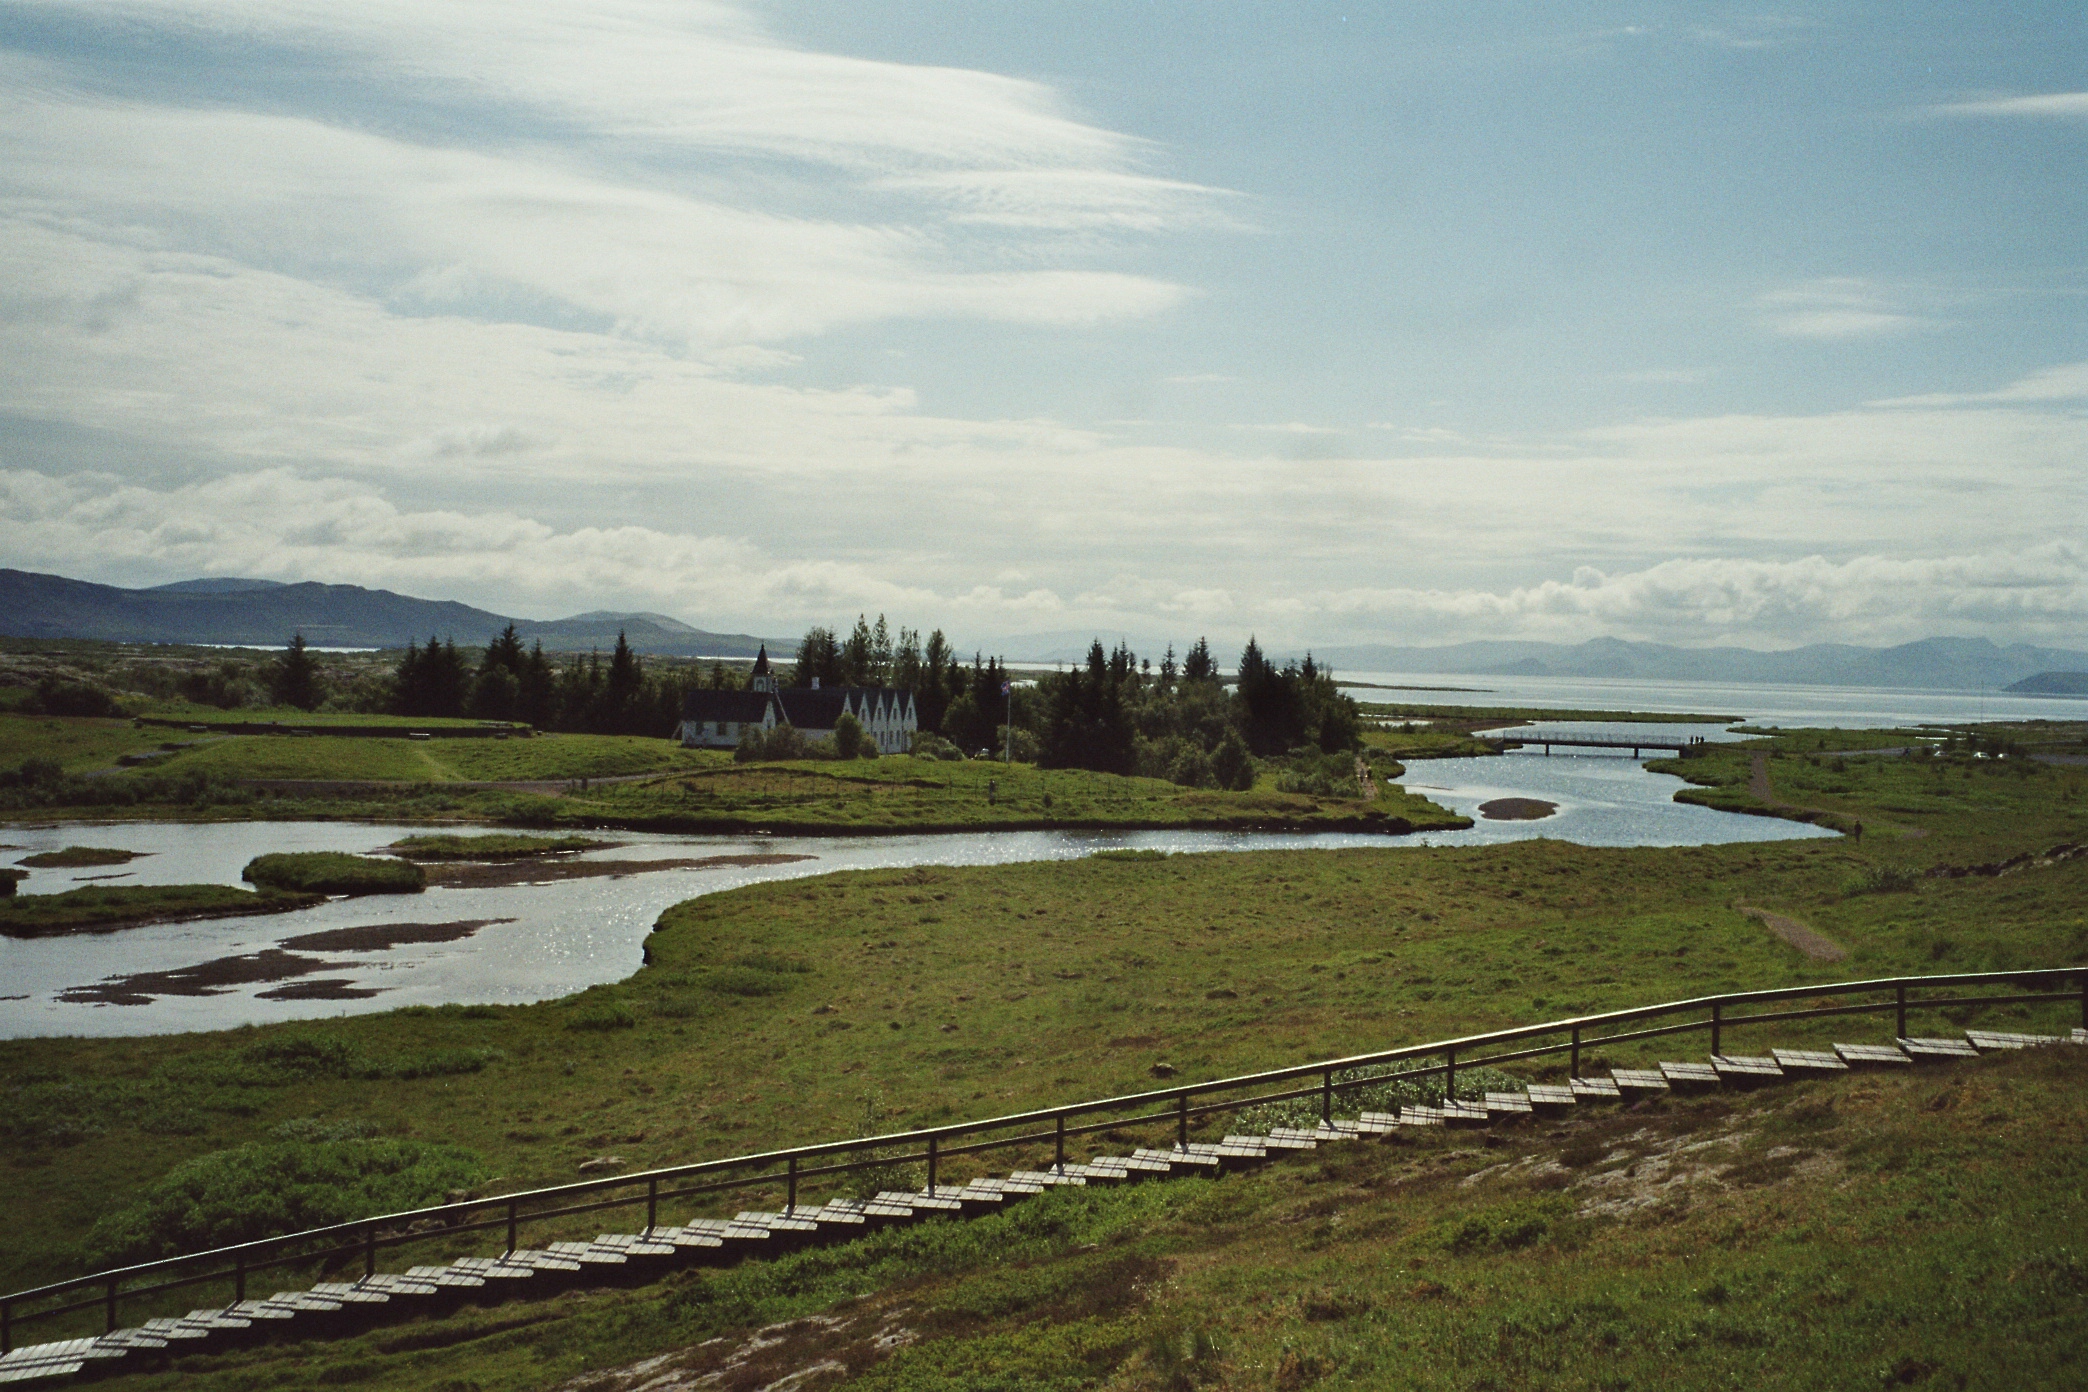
(0, 884, 320, 937)
(388, 832, 607, 861)
(16, 845, 140, 868)
(243, 852, 426, 895)
(85, 1136, 486, 1266)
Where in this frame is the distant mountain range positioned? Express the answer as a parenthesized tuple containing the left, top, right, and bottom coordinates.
(1307, 636, 2088, 693)
(9, 567, 2085, 691)
(0, 569, 791, 658)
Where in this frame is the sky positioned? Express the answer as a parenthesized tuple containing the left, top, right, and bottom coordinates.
(0, 1, 2083, 655)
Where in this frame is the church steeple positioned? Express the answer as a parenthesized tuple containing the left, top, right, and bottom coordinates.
(749, 644, 775, 694)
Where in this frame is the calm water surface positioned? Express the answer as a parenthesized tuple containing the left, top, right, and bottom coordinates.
(2, 753, 1832, 1038)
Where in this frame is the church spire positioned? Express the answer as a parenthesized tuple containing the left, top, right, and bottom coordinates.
(750, 644, 774, 693)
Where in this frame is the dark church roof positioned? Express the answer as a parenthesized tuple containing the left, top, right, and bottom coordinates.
(680, 690, 776, 723)
(775, 686, 914, 729)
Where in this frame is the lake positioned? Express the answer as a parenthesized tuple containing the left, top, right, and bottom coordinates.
(1337, 670, 2088, 729)
(2, 751, 1832, 1038)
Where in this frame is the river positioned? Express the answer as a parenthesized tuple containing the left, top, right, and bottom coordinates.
(2, 749, 1834, 1039)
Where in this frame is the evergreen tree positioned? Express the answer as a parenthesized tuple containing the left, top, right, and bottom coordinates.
(842, 615, 875, 686)
(790, 627, 843, 687)
(271, 633, 322, 711)
(870, 614, 893, 685)
(1182, 637, 1217, 683)
(517, 642, 555, 728)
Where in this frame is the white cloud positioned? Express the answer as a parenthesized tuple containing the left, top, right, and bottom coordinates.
(1754, 278, 1926, 339)
(1870, 360, 2088, 408)
(1932, 92, 2088, 119)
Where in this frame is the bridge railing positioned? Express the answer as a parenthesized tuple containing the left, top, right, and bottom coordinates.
(5, 967, 2084, 1352)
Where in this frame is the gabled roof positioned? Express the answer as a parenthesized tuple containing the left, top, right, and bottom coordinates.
(680, 690, 776, 722)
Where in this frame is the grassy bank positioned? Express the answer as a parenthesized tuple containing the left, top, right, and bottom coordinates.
(0, 711, 1472, 836)
(243, 852, 427, 895)
(55, 1046, 2088, 1392)
(0, 884, 321, 937)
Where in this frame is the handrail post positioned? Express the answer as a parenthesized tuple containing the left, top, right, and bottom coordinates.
(3, 1297, 11, 1355)
(2078, 970, 2086, 1030)
(786, 1157, 797, 1216)
(506, 1200, 518, 1255)
(1896, 984, 1908, 1039)
(927, 1135, 938, 1197)
(1445, 1048, 1456, 1102)
(647, 1177, 660, 1233)
(1177, 1093, 1189, 1150)
(1321, 1069, 1333, 1125)
(1054, 1115, 1066, 1174)
(105, 1276, 117, 1334)
(1711, 1001, 1723, 1056)
(365, 1221, 376, 1279)
(1570, 1026, 1581, 1078)
(234, 1254, 245, 1305)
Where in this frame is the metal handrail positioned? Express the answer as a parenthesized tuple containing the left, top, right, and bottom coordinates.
(4, 966, 2082, 1351)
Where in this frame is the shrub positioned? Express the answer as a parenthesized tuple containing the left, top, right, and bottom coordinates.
(908, 732, 962, 761)
(1168, 744, 1215, 789)
(1210, 731, 1256, 792)
(734, 724, 831, 762)
(1843, 865, 1920, 897)
(85, 1139, 487, 1265)
(27, 678, 126, 718)
(243, 852, 426, 895)
(833, 711, 864, 759)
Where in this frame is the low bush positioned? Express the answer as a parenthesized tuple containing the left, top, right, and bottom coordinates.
(909, 732, 963, 761)
(84, 1138, 488, 1265)
(243, 852, 426, 895)
(1843, 864, 1920, 897)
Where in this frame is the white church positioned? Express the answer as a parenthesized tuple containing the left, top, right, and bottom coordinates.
(675, 647, 918, 754)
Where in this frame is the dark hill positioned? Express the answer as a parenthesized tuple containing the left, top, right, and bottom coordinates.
(2005, 671, 2088, 696)
(0, 569, 787, 657)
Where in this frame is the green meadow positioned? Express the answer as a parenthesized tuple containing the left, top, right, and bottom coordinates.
(0, 720, 2083, 1386)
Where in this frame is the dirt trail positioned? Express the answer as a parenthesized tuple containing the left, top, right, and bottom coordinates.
(1736, 904, 1848, 962)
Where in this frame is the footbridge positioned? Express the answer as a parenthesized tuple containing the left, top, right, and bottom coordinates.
(1482, 731, 1711, 758)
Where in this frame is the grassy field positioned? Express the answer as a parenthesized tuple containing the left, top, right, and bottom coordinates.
(2, 721, 2085, 1386)
(43, 1046, 2088, 1391)
(0, 715, 170, 772)
(138, 730, 707, 783)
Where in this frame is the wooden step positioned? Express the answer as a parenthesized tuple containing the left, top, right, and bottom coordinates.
(1484, 1091, 1534, 1117)
(1769, 1048, 1847, 1077)
(647, 1224, 729, 1253)
(1569, 1076, 1622, 1102)
(1349, 1112, 1399, 1136)
(1397, 1104, 1448, 1126)
(1524, 1084, 1576, 1114)
(1658, 1061, 1720, 1092)
(1008, 1168, 1088, 1187)
(734, 1211, 821, 1235)
(1709, 1055, 1784, 1088)
(1440, 1100, 1492, 1127)
(1609, 1069, 1669, 1099)
(1261, 1128, 1323, 1151)
(1898, 1036, 1978, 1062)
(1966, 1030, 2067, 1051)
(308, 1282, 395, 1307)
(1833, 1042, 1912, 1069)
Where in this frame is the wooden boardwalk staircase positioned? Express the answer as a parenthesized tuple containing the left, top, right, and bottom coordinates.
(3, 1020, 2081, 1385)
